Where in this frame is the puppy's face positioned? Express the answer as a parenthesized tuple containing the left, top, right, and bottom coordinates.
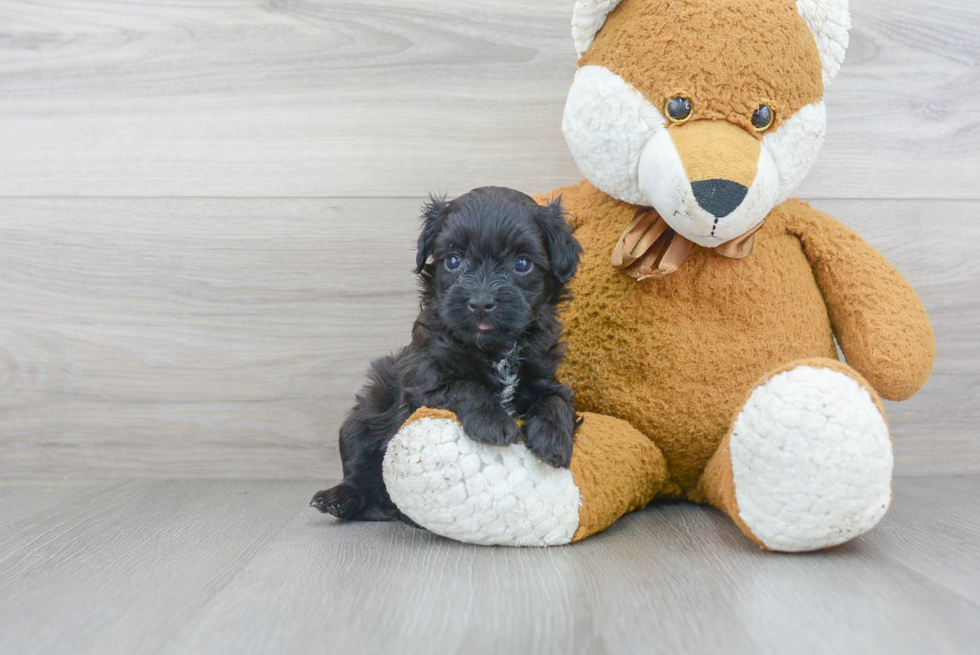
(416, 187, 581, 351)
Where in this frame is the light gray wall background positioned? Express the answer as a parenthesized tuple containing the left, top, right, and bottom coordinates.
(0, 0, 977, 479)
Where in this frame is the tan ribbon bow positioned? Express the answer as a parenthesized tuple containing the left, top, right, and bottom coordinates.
(611, 208, 765, 280)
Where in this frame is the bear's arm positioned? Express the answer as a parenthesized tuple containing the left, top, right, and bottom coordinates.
(781, 199, 935, 401)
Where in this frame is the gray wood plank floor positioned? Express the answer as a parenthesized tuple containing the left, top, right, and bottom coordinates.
(0, 476, 977, 655)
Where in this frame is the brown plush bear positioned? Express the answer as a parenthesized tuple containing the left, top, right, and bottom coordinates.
(381, 0, 935, 551)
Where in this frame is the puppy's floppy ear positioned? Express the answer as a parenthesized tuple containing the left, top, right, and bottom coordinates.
(416, 194, 451, 273)
(535, 197, 583, 284)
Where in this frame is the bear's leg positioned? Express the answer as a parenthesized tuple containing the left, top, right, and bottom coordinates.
(697, 358, 894, 552)
(382, 408, 668, 546)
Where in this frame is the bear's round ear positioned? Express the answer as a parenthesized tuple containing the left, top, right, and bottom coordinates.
(572, 0, 850, 84)
(796, 0, 851, 84)
(571, 0, 625, 57)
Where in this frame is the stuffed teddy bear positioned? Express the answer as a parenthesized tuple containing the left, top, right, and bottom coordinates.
(381, 0, 935, 551)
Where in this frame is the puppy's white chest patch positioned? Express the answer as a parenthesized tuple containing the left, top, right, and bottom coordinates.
(492, 346, 520, 417)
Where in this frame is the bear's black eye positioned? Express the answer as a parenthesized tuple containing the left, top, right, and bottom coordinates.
(445, 254, 462, 271)
(514, 257, 532, 274)
(752, 105, 774, 132)
(665, 97, 693, 124)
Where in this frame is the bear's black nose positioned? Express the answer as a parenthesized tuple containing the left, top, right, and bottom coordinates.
(691, 179, 748, 218)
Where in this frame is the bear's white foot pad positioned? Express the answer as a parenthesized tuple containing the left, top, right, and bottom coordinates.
(731, 366, 893, 552)
(382, 416, 581, 546)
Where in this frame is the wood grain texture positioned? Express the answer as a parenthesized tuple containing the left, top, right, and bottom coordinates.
(863, 476, 980, 606)
(0, 479, 303, 655)
(0, 0, 977, 198)
(0, 197, 975, 478)
(0, 198, 422, 479)
(0, 477, 977, 655)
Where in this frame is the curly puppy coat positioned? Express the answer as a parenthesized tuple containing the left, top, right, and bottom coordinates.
(311, 186, 583, 522)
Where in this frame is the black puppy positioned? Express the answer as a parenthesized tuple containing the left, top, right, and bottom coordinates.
(310, 186, 583, 522)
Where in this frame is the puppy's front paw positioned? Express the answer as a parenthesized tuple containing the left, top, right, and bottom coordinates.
(523, 414, 574, 468)
(310, 483, 365, 518)
(459, 407, 522, 446)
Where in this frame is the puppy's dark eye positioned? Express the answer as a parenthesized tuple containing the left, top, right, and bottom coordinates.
(752, 105, 774, 132)
(665, 97, 693, 124)
(514, 257, 532, 274)
(445, 254, 462, 271)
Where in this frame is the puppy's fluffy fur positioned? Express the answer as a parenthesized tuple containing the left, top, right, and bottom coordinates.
(311, 186, 583, 522)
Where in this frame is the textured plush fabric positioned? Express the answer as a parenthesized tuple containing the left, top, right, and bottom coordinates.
(384, 409, 582, 546)
(697, 358, 891, 550)
(796, 0, 851, 83)
(401, 407, 463, 428)
(562, 65, 666, 207)
(572, 0, 627, 56)
(782, 204, 936, 400)
(670, 120, 761, 187)
(545, 0, 927, 547)
(696, 429, 762, 547)
(390, 408, 669, 545)
(568, 412, 669, 541)
(550, 182, 813, 489)
(563, 0, 833, 244)
(580, 0, 824, 137)
(763, 101, 828, 205)
(381, 0, 934, 550)
(635, 122, 781, 245)
(573, 0, 850, 83)
(535, 180, 932, 494)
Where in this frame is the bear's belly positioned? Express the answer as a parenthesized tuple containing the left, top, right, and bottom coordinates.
(559, 202, 837, 493)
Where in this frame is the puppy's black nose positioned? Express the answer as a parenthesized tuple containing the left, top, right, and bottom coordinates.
(691, 179, 748, 218)
(467, 295, 496, 313)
